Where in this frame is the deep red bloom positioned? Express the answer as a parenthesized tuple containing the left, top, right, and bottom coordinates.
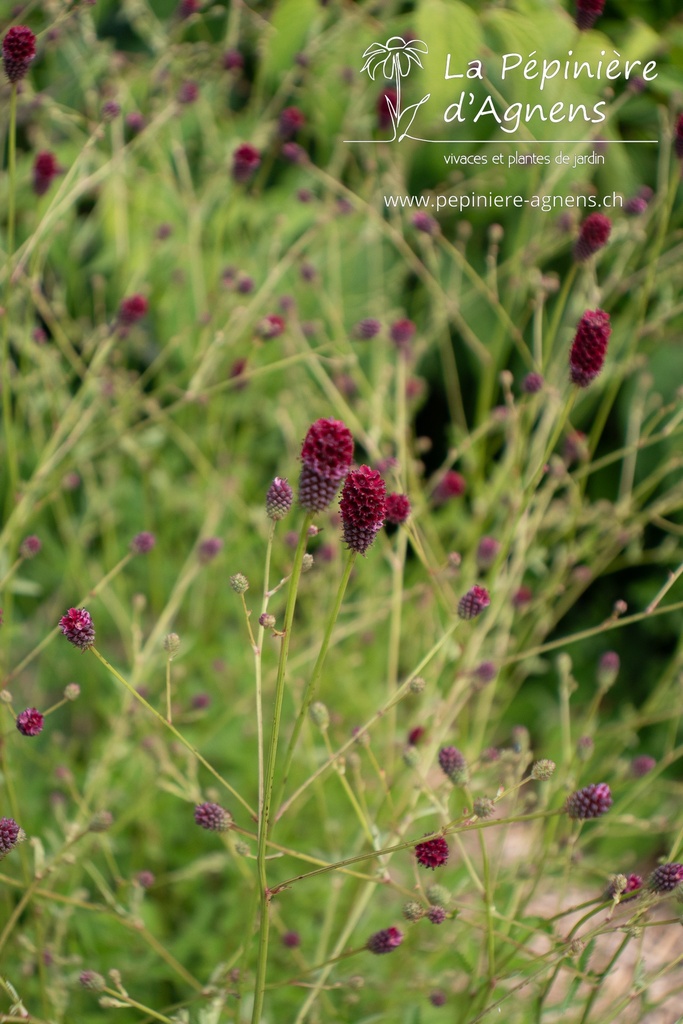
(118, 294, 148, 326)
(301, 419, 354, 483)
(0, 817, 23, 858)
(257, 314, 285, 339)
(282, 930, 301, 948)
(574, 213, 611, 262)
(366, 926, 403, 954)
(631, 755, 656, 777)
(390, 319, 416, 350)
(433, 471, 465, 505)
(607, 873, 642, 898)
(33, 152, 60, 196)
(565, 782, 612, 819)
(476, 536, 499, 570)
(457, 585, 490, 620)
(20, 535, 42, 558)
(16, 708, 44, 736)
(648, 863, 683, 893)
(222, 49, 244, 71)
(576, 0, 605, 30)
(126, 112, 145, 135)
(415, 835, 449, 869)
(2, 26, 36, 83)
(522, 372, 544, 394)
(377, 87, 397, 130)
(232, 143, 260, 183)
(675, 115, 683, 160)
(198, 537, 223, 563)
(427, 906, 446, 924)
(178, 81, 199, 105)
(412, 211, 437, 235)
(512, 585, 533, 609)
(354, 318, 381, 340)
(59, 608, 95, 650)
(340, 466, 387, 555)
(177, 0, 200, 17)
(384, 492, 410, 525)
(438, 746, 468, 782)
(408, 725, 425, 745)
(569, 309, 611, 387)
(279, 106, 305, 138)
(194, 802, 232, 832)
(131, 531, 156, 554)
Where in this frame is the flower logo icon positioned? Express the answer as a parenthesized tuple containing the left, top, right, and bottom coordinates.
(361, 36, 430, 141)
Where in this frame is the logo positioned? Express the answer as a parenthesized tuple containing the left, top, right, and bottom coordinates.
(359, 36, 430, 143)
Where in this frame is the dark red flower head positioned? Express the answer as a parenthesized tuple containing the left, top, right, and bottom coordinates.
(457, 585, 490, 620)
(384, 492, 410, 525)
(390, 319, 416, 350)
(412, 211, 437, 235)
(178, 81, 199, 105)
(223, 49, 244, 71)
(606, 873, 642, 899)
(574, 213, 611, 262)
(675, 115, 683, 160)
(648, 862, 683, 893)
(177, 0, 201, 18)
(131, 531, 156, 554)
(575, 0, 605, 30)
(33, 152, 60, 196)
(16, 708, 44, 737)
(257, 314, 285, 339)
(522, 372, 544, 394)
(438, 746, 468, 783)
(301, 419, 354, 483)
(2, 26, 36, 83)
(118, 294, 148, 326)
(366, 926, 403, 954)
(565, 782, 612, 819)
(232, 143, 261, 183)
(299, 418, 354, 512)
(279, 106, 305, 138)
(415, 835, 449, 869)
(340, 466, 387, 555)
(0, 817, 24, 859)
(631, 755, 656, 777)
(433, 470, 465, 505)
(569, 309, 611, 387)
(354, 318, 381, 340)
(59, 608, 95, 650)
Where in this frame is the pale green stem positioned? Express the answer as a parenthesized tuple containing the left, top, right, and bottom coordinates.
(274, 549, 356, 813)
(2, 84, 18, 511)
(251, 512, 313, 1024)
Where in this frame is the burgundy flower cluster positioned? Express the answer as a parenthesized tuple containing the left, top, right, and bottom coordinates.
(298, 418, 353, 513)
(565, 782, 612, 819)
(2, 26, 36, 83)
(569, 310, 611, 387)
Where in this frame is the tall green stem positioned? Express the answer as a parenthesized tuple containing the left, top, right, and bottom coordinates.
(251, 512, 313, 1024)
(3, 84, 19, 513)
(273, 548, 356, 812)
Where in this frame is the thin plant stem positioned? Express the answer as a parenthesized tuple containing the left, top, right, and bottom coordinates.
(251, 511, 313, 1024)
(2, 84, 19, 511)
(274, 548, 356, 812)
